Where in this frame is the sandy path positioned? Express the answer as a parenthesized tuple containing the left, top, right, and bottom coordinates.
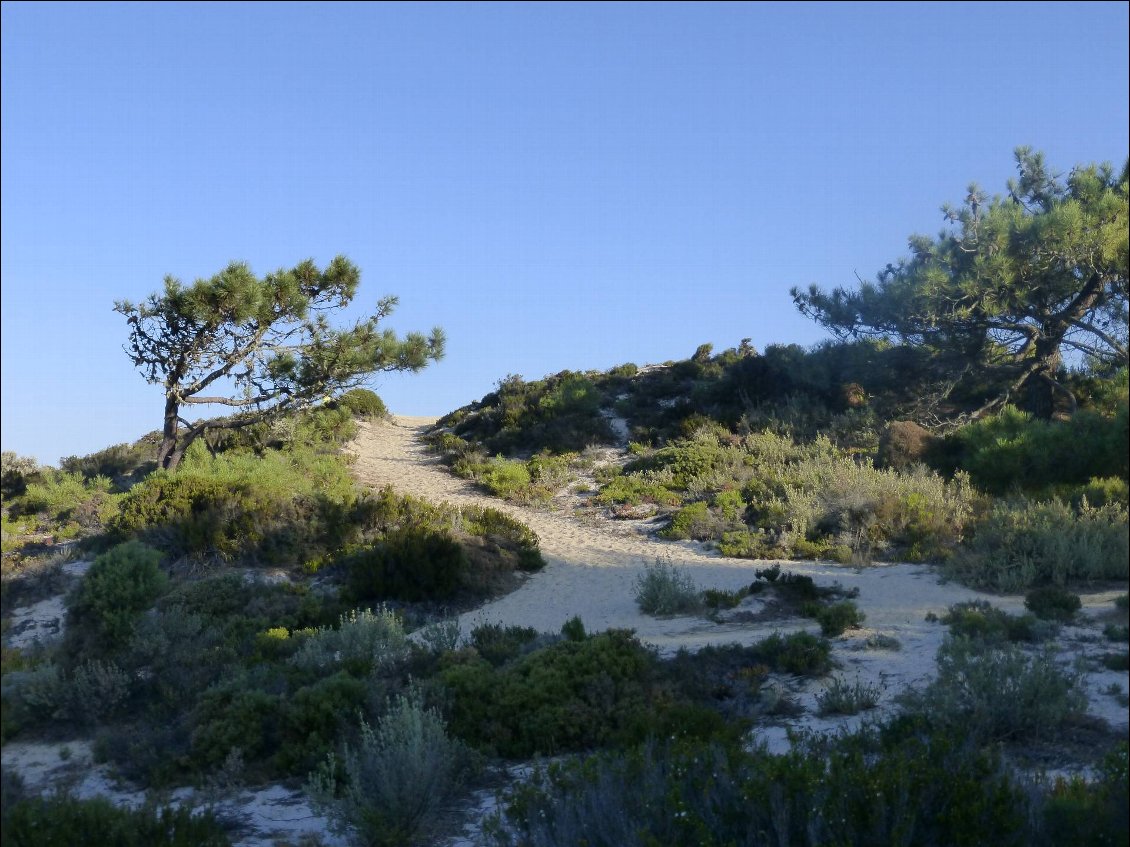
(349, 419, 995, 684)
(348, 416, 1129, 740)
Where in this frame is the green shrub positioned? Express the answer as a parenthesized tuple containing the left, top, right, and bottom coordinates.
(936, 404, 1129, 496)
(633, 561, 700, 616)
(291, 607, 409, 674)
(1042, 741, 1129, 847)
(948, 498, 1129, 590)
(345, 528, 467, 602)
(17, 469, 120, 531)
(660, 501, 730, 541)
(811, 601, 866, 637)
(749, 631, 832, 676)
(701, 588, 746, 610)
(336, 388, 388, 419)
(67, 541, 167, 652)
(900, 636, 1086, 743)
(1101, 652, 1130, 671)
(940, 600, 1042, 644)
(816, 676, 881, 715)
(470, 623, 542, 667)
(189, 683, 282, 772)
(276, 672, 369, 773)
(60, 441, 157, 486)
(489, 727, 1032, 847)
(1025, 586, 1082, 622)
(442, 630, 658, 757)
(1, 794, 230, 846)
(479, 458, 533, 499)
(307, 691, 471, 847)
(111, 446, 357, 563)
(1, 452, 40, 498)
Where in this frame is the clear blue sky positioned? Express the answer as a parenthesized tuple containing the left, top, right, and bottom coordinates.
(2, 1, 1128, 465)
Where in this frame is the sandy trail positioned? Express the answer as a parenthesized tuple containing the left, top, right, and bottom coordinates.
(349, 416, 1129, 750)
(348, 421, 989, 689)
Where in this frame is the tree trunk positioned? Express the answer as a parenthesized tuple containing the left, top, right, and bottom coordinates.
(157, 396, 181, 470)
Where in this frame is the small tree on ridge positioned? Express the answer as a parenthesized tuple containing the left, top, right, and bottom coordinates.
(116, 255, 444, 470)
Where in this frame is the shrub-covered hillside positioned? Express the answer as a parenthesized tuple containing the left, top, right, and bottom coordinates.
(430, 348, 1128, 588)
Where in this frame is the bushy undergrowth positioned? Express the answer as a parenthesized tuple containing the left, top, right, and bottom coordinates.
(933, 402, 1129, 497)
(441, 629, 662, 757)
(947, 497, 1129, 591)
(66, 541, 167, 653)
(941, 601, 1045, 644)
(486, 727, 1036, 847)
(900, 636, 1086, 744)
(614, 428, 975, 563)
(0, 793, 231, 846)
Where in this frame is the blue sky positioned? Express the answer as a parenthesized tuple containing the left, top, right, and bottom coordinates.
(2, 1, 1128, 465)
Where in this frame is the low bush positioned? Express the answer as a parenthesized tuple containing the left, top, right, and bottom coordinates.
(470, 623, 543, 667)
(344, 528, 467, 602)
(60, 441, 157, 487)
(934, 404, 1129, 496)
(816, 676, 881, 715)
(66, 541, 167, 653)
(336, 388, 388, 420)
(441, 630, 659, 757)
(110, 445, 358, 563)
(1025, 586, 1082, 622)
(748, 631, 832, 676)
(900, 636, 1086, 743)
(487, 727, 1034, 847)
(1, 794, 231, 846)
(633, 561, 700, 616)
(1, 452, 40, 499)
(308, 691, 471, 847)
(291, 607, 409, 674)
(941, 601, 1043, 644)
(948, 498, 1129, 590)
(810, 600, 866, 637)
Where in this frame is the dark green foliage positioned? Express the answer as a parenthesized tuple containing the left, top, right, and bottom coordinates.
(1025, 586, 1082, 622)
(276, 672, 369, 773)
(810, 600, 866, 636)
(1105, 623, 1130, 643)
(933, 404, 1129, 496)
(900, 636, 1086, 744)
(560, 616, 586, 642)
(1, 452, 40, 499)
(335, 388, 388, 419)
(748, 630, 832, 675)
(189, 683, 282, 771)
(942, 601, 1041, 644)
(1102, 652, 1130, 671)
(345, 528, 467, 602)
(441, 630, 659, 757)
(490, 727, 1034, 847)
(470, 623, 543, 667)
(67, 541, 167, 652)
(950, 497, 1129, 590)
(109, 446, 359, 564)
(1, 794, 230, 846)
(793, 149, 1129, 422)
(1042, 741, 1129, 847)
